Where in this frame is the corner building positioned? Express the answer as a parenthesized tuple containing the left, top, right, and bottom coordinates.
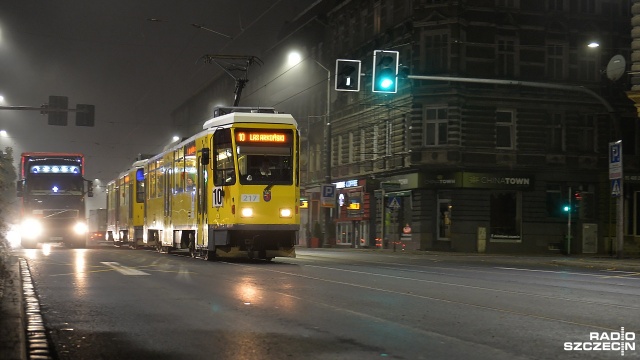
(173, 1, 640, 255)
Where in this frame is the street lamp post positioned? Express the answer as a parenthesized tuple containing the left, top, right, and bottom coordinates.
(288, 52, 332, 246)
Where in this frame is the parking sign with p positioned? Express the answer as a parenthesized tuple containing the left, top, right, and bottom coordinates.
(321, 184, 336, 207)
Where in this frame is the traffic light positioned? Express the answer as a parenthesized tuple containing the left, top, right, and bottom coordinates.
(47, 95, 68, 126)
(76, 104, 95, 127)
(335, 59, 361, 92)
(372, 50, 399, 93)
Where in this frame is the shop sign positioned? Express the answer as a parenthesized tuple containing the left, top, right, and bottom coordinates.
(462, 172, 533, 190)
(423, 172, 533, 189)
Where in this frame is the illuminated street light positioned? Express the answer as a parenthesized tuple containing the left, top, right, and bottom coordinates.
(588, 42, 600, 48)
(288, 52, 302, 66)
(172, 135, 180, 142)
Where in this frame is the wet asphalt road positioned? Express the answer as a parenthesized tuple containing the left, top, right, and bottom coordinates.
(17, 246, 640, 360)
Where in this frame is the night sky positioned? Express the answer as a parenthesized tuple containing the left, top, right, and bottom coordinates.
(0, 0, 316, 200)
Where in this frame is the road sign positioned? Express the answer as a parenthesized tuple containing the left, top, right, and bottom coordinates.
(609, 141, 622, 179)
(321, 184, 336, 207)
(388, 196, 401, 209)
(611, 178, 621, 197)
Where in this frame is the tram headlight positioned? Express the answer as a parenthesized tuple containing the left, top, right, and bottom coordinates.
(241, 207, 254, 217)
(279, 208, 292, 218)
(21, 218, 43, 239)
(73, 221, 88, 235)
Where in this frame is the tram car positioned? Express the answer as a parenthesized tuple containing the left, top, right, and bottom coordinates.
(106, 159, 147, 248)
(108, 110, 300, 260)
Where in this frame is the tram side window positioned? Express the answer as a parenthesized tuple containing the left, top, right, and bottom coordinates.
(214, 129, 235, 186)
(148, 163, 156, 198)
(135, 169, 145, 203)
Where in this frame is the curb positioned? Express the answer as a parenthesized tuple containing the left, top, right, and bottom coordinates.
(0, 255, 27, 360)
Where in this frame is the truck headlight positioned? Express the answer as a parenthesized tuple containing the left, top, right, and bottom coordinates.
(21, 218, 43, 239)
(279, 208, 292, 218)
(73, 222, 88, 235)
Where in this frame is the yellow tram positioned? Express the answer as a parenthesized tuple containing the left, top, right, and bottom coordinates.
(106, 159, 147, 248)
(109, 111, 300, 260)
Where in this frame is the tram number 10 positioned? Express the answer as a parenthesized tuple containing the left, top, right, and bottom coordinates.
(213, 187, 224, 207)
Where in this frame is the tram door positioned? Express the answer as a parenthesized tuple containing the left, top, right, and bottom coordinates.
(164, 167, 173, 245)
(196, 149, 209, 248)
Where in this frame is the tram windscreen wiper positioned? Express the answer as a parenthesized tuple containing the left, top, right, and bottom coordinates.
(264, 181, 276, 192)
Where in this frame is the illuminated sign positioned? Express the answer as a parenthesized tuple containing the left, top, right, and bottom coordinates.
(236, 131, 288, 143)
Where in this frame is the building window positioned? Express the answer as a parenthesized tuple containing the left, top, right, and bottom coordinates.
(420, 30, 449, 74)
(373, 1, 381, 35)
(360, 129, 366, 161)
(490, 192, 521, 241)
(577, 0, 595, 13)
(423, 106, 448, 146)
(373, 125, 379, 159)
(496, 110, 515, 149)
(338, 135, 343, 165)
(578, 48, 598, 82)
(497, 37, 516, 77)
(548, 113, 565, 152)
(546, 184, 564, 218)
(548, 0, 564, 10)
(547, 43, 566, 80)
(348, 132, 354, 164)
(315, 144, 321, 172)
(578, 114, 596, 153)
(497, 0, 519, 7)
(385, 121, 392, 156)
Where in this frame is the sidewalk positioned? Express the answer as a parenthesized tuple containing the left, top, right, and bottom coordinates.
(0, 254, 26, 360)
(300, 246, 640, 272)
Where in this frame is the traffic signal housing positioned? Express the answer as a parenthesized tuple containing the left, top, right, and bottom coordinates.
(335, 59, 361, 92)
(47, 95, 69, 126)
(372, 50, 399, 93)
(76, 104, 95, 127)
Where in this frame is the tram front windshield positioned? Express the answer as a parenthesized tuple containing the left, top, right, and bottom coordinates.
(237, 146, 293, 185)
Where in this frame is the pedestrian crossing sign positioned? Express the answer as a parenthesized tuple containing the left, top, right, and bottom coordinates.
(611, 178, 621, 198)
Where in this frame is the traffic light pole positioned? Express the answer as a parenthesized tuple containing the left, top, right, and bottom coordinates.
(567, 186, 572, 256)
(407, 74, 622, 257)
(324, 64, 332, 247)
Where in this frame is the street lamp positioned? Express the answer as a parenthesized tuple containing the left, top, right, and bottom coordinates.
(287, 51, 332, 246)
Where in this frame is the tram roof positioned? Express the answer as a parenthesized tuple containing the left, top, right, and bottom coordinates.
(202, 112, 297, 130)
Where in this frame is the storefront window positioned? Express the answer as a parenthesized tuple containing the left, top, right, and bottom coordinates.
(490, 191, 521, 241)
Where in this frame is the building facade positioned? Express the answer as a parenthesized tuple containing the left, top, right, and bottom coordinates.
(173, 0, 640, 254)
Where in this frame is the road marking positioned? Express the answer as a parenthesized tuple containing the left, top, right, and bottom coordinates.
(100, 262, 150, 276)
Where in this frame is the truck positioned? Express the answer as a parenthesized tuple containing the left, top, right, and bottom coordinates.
(17, 152, 93, 248)
(86, 208, 108, 247)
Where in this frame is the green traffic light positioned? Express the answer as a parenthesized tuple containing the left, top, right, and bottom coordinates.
(563, 205, 570, 212)
(377, 68, 395, 90)
(380, 78, 393, 89)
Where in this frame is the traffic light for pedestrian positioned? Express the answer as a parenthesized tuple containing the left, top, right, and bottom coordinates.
(335, 59, 361, 92)
(372, 50, 399, 93)
(47, 95, 68, 126)
(76, 104, 95, 127)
